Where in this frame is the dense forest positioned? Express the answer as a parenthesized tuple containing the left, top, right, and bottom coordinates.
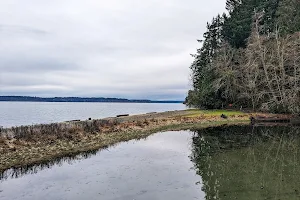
(186, 0, 300, 113)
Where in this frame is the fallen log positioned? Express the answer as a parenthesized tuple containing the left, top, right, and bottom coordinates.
(68, 119, 81, 122)
(116, 114, 129, 117)
(250, 116, 290, 124)
(290, 117, 300, 125)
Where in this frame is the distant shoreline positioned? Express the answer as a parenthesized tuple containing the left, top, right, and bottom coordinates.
(0, 96, 183, 103)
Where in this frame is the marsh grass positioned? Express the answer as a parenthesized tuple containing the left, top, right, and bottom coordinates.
(0, 109, 247, 141)
(183, 109, 244, 118)
(0, 119, 249, 174)
(0, 136, 5, 144)
(0, 120, 248, 178)
(1, 119, 120, 142)
(0, 109, 254, 173)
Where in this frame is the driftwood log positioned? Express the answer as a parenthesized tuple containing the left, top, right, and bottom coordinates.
(290, 117, 300, 124)
(116, 114, 129, 117)
(250, 116, 290, 124)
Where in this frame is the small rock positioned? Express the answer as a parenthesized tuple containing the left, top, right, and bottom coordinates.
(221, 114, 228, 119)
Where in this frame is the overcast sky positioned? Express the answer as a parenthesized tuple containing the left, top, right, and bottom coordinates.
(0, 0, 226, 100)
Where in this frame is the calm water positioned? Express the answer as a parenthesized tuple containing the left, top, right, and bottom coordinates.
(0, 102, 186, 128)
(0, 131, 205, 200)
(1, 125, 300, 200)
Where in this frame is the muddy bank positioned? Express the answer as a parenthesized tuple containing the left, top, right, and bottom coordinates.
(0, 109, 286, 173)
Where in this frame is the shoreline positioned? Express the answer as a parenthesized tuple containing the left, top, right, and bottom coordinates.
(0, 109, 288, 173)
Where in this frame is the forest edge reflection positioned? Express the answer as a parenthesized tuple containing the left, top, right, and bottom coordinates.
(2, 124, 300, 200)
(190, 125, 300, 200)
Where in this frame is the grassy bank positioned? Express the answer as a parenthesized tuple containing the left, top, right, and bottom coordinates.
(0, 109, 279, 173)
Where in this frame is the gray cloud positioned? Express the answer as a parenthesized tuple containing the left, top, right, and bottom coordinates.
(0, 0, 226, 100)
(0, 24, 48, 36)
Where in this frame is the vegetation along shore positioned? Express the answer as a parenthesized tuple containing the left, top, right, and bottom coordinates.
(0, 109, 291, 173)
(186, 0, 300, 114)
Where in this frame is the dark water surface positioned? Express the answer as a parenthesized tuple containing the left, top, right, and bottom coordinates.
(1, 125, 300, 200)
(0, 131, 204, 200)
(0, 102, 186, 128)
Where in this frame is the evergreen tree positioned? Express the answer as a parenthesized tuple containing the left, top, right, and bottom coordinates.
(187, 0, 300, 113)
(222, 0, 279, 47)
(261, 0, 280, 34)
(189, 15, 225, 108)
(276, 0, 300, 35)
(225, 0, 242, 13)
(222, 0, 259, 48)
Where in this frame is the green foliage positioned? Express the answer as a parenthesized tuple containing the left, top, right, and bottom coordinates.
(222, 0, 254, 48)
(262, 0, 280, 34)
(276, 0, 300, 35)
(187, 0, 300, 113)
(225, 0, 242, 13)
(191, 125, 300, 199)
(189, 15, 225, 109)
(222, 0, 280, 48)
(183, 109, 244, 118)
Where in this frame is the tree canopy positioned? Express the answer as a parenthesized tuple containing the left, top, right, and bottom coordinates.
(187, 0, 300, 113)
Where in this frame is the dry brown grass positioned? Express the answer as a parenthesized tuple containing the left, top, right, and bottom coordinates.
(0, 109, 284, 173)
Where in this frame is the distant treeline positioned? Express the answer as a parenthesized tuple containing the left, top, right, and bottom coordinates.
(0, 96, 183, 103)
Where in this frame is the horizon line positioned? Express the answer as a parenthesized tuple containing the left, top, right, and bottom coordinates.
(0, 95, 184, 102)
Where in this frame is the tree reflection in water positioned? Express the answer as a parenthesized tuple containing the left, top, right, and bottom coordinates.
(190, 125, 300, 200)
(0, 149, 99, 181)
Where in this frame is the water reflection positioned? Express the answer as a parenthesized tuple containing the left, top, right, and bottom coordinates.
(190, 125, 300, 200)
(2, 125, 300, 200)
(0, 149, 99, 181)
(0, 131, 204, 200)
